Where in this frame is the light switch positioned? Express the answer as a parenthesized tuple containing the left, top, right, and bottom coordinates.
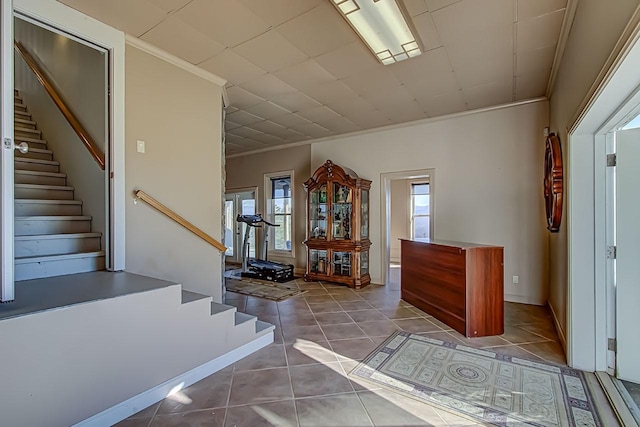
(136, 140, 145, 153)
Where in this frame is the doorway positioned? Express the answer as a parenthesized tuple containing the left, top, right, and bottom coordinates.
(225, 188, 257, 265)
(380, 169, 434, 285)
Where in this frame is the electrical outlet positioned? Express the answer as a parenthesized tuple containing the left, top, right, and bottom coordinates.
(136, 140, 145, 153)
(512, 275, 519, 284)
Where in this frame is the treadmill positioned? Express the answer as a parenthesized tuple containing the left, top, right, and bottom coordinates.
(236, 214, 295, 282)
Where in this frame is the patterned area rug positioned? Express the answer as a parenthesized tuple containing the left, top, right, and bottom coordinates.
(350, 331, 601, 427)
(225, 276, 306, 301)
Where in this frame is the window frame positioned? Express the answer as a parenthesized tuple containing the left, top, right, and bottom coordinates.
(408, 179, 432, 240)
(263, 170, 295, 257)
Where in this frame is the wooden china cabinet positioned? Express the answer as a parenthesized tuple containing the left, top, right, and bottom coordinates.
(303, 160, 372, 289)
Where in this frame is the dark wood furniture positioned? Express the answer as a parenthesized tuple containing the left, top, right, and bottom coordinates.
(303, 160, 371, 289)
(400, 238, 504, 337)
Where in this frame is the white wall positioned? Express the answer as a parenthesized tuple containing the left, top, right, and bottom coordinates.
(548, 0, 640, 344)
(390, 179, 409, 263)
(226, 144, 311, 273)
(312, 100, 549, 304)
(14, 17, 107, 249)
(125, 45, 224, 300)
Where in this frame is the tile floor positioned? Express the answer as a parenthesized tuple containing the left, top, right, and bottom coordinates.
(118, 268, 616, 427)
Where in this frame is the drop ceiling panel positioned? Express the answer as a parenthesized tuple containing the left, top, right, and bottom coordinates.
(296, 106, 342, 126)
(403, 0, 429, 17)
(432, 0, 514, 45)
(388, 47, 452, 81)
(454, 54, 513, 89)
(225, 120, 242, 131)
(276, 3, 357, 58)
(239, 0, 323, 27)
(425, 0, 463, 12)
(270, 113, 314, 130)
(199, 50, 266, 85)
(233, 30, 309, 73)
(516, 44, 557, 76)
(148, 0, 191, 13)
(229, 126, 266, 139)
(382, 102, 428, 123)
(345, 107, 393, 128)
(314, 41, 379, 80)
(402, 70, 460, 99)
(341, 67, 403, 99)
(226, 86, 266, 109)
(412, 11, 443, 51)
(517, 9, 565, 52)
(175, 0, 269, 48)
(248, 120, 288, 134)
(274, 59, 337, 91)
(58, 0, 167, 37)
(517, 0, 567, 20)
(141, 16, 225, 65)
(463, 80, 513, 110)
(515, 68, 551, 100)
(296, 122, 334, 138)
(239, 74, 298, 100)
(269, 91, 322, 113)
(304, 80, 359, 107)
(244, 102, 293, 120)
(444, 24, 514, 69)
(225, 110, 265, 126)
(251, 133, 287, 145)
(320, 117, 361, 134)
(421, 90, 467, 117)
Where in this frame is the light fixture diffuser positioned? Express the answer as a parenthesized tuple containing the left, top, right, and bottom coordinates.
(331, 0, 422, 65)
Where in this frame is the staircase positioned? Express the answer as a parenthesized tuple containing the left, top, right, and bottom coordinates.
(13, 89, 105, 281)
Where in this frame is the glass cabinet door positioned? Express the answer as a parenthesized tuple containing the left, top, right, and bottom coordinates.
(309, 249, 328, 274)
(361, 189, 369, 239)
(332, 183, 352, 240)
(360, 250, 369, 276)
(333, 251, 352, 276)
(309, 185, 327, 239)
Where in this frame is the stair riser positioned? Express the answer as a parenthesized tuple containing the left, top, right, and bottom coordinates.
(15, 187, 74, 200)
(15, 255, 105, 281)
(14, 104, 27, 112)
(15, 151, 53, 161)
(15, 174, 66, 186)
(15, 139, 46, 150)
(15, 121, 36, 130)
(16, 236, 101, 257)
(15, 202, 82, 216)
(15, 160, 59, 173)
(15, 129, 41, 139)
(15, 219, 91, 236)
(14, 112, 31, 121)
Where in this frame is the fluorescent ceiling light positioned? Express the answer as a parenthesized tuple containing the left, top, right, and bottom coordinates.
(331, 0, 422, 65)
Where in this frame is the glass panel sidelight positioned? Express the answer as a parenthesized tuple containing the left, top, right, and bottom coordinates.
(310, 249, 328, 274)
(333, 251, 352, 276)
(361, 189, 369, 239)
(361, 251, 369, 276)
(310, 185, 328, 238)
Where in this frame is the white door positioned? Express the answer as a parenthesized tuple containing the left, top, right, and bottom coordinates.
(224, 190, 256, 264)
(0, 0, 14, 302)
(615, 127, 640, 382)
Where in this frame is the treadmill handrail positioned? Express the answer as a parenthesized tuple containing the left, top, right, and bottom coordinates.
(236, 214, 279, 227)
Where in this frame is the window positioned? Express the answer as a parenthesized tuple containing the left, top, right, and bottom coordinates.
(265, 172, 293, 254)
(410, 182, 430, 239)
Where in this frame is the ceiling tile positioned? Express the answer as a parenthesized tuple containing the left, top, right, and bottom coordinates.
(295, 122, 334, 138)
(296, 106, 342, 125)
(516, 44, 557, 76)
(270, 113, 314, 129)
(341, 67, 402, 98)
(404, 0, 429, 16)
(244, 102, 292, 120)
(274, 59, 337, 91)
(345, 107, 393, 128)
(463, 80, 513, 110)
(412, 12, 443, 51)
(239, 74, 297, 100)
(517, 9, 565, 52)
(251, 133, 287, 145)
(432, 0, 514, 46)
(517, 0, 566, 20)
(226, 86, 266, 109)
(314, 41, 379, 80)
(383, 102, 428, 123)
(444, 24, 513, 69)
(175, 0, 269, 47)
(248, 120, 288, 134)
(270, 91, 322, 112)
(420, 90, 467, 116)
(234, 31, 308, 73)
(359, 84, 418, 110)
(240, 0, 322, 27)
(388, 47, 452, 83)
(515, 68, 551, 100)
(141, 16, 225, 65)
(276, 3, 357, 58)
(303, 81, 358, 106)
(225, 110, 265, 125)
(225, 120, 242, 130)
(402, 69, 460, 98)
(229, 126, 265, 139)
(453, 54, 513, 89)
(319, 117, 361, 134)
(199, 50, 267, 85)
(148, 0, 191, 13)
(58, 0, 167, 37)
(425, 0, 463, 12)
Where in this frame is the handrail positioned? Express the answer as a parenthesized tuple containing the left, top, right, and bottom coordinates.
(14, 41, 106, 170)
(134, 190, 227, 252)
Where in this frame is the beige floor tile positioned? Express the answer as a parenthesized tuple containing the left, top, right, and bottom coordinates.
(304, 294, 338, 304)
(224, 400, 297, 427)
(329, 337, 378, 361)
(394, 318, 443, 333)
(379, 306, 422, 319)
(518, 341, 567, 365)
(295, 393, 374, 427)
(330, 292, 365, 302)
(150, 409, 226, 427)
(279, 312, 318, 327)
(501, 324, 550, 344)
(308, 301, 344, 313)
(357, 389, 442, 426)
(286, 339, 338, 366)
(348, 309, 388, 323)
(228, 368, 293, 406)
(156, 372, 232, 414)
(290, 362, 354, 398)
(282, 324, 328, 344)
(314, 311, 354, 325)
(321, 323, 367, 340)
(338, 300, 375, 311)
(357, 320, 401, 338)
(233, 343, 287, 371)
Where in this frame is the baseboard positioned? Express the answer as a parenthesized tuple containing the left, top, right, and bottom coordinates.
(547, 301, 567, 352)
(504, 294, 545, 305)
(75, 332, 273, 427)
(294, 267, 306, 277)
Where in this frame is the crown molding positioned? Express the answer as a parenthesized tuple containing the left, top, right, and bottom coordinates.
(547, 0, 579, 98)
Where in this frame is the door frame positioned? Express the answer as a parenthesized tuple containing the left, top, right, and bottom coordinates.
(566, 12, 640, 371)
(13, 0, 126, 270)
(380, 168, 435, 285)
(225, 186, 258, 264)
